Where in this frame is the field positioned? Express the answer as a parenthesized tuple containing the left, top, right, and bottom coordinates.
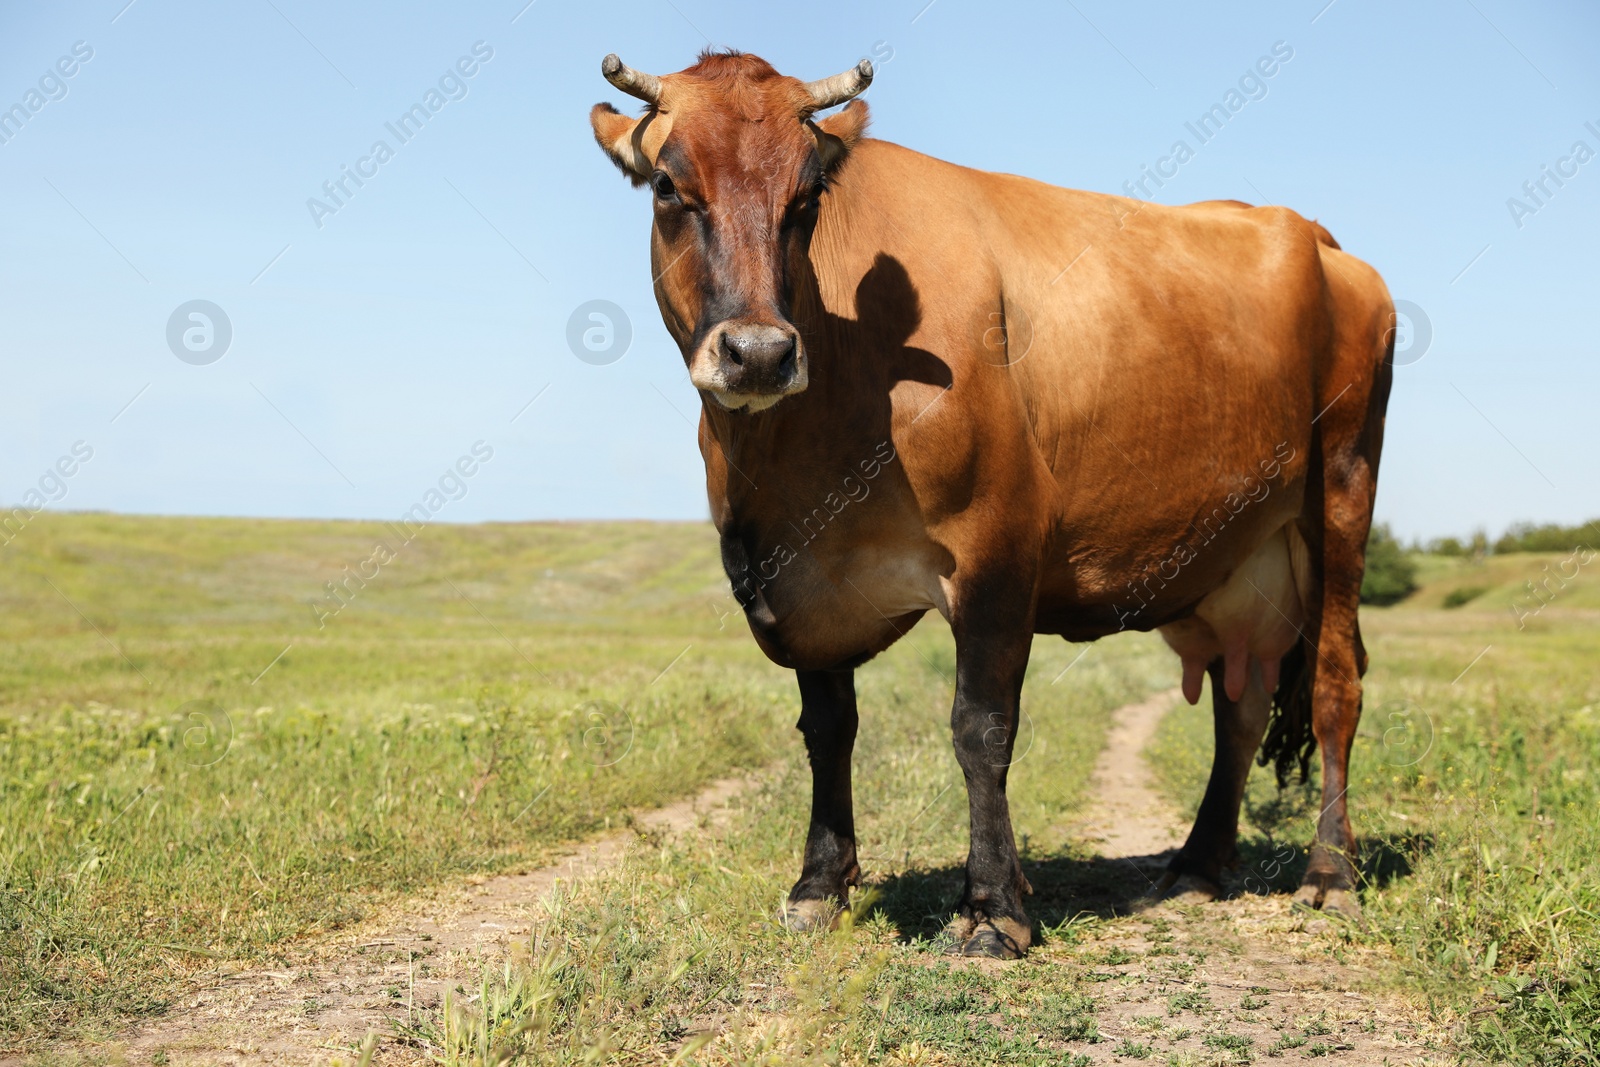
(2, 515, 1597, 1064)
(0, 514, 790, 1041)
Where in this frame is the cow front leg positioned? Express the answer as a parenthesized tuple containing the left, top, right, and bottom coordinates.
(945, 622, 1034, 958)
(783, 668, 861, 931)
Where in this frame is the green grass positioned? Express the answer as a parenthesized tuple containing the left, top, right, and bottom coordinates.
(13, 516, 1596, 1063)
(1442, 585, 1489, 609)
(1147, 551, 1600, 1065)
(0, 513, 1171, 1054)
(400, 611, 1177, 1064)
(0, 514, 795, 1043)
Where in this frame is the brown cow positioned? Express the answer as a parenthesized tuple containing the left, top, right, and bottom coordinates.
(591, 51, 1393, 957)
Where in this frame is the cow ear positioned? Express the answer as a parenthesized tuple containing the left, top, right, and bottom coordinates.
(810, 99, 869, 173)
(591, 103, 652, 187)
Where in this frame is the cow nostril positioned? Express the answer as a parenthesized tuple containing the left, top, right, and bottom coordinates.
(720, 328, 799, 379)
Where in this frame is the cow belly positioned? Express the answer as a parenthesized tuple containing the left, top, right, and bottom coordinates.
(1158, 524, 1312, 705)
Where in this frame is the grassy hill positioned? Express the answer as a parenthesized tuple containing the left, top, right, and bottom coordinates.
(1402, 549, 1600, 618)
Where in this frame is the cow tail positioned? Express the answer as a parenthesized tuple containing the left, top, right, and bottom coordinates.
(1258, 639, 1318, 786)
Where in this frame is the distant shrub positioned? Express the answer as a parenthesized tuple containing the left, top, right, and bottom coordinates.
(1443, 585, 1489, 609)
(1494, 520, 1600, 554)
(1427, 530, 1490, 557)
(1361, 523, 1418, 605)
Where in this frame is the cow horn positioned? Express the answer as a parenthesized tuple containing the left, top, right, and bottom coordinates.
(803, 59, 873, 111)
(602, 53, 661, 104)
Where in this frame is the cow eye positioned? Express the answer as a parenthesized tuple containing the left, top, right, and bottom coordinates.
(651, 172, 679, 203)
(784, 187, 823, 225)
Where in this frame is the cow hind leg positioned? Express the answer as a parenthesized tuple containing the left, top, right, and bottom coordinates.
(1151, 660, 1271, 903)
(782, 668, 861, 931)
(1292, 307, 1390, 923)
(1292, 524, 1368, 923)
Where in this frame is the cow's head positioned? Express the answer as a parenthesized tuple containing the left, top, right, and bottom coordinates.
(591, 51, 871, 412)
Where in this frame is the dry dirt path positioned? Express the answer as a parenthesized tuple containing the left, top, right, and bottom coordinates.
(1066, 689, 1451, 1065)
(42, 775, 754, 1067)
(37, 693, 1457, 1066)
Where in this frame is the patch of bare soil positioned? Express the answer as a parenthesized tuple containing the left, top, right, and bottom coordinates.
(38, 775, 752, 1067)
(1067, 690, 1454, 1065)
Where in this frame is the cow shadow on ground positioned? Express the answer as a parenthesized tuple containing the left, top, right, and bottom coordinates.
(867, 832, 1434, 944)
(868, 848, 1176, 943)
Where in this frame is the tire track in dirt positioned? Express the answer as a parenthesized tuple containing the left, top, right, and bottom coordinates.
(1067, 689, 1452, 1065)
(37, 774, 756, 1066)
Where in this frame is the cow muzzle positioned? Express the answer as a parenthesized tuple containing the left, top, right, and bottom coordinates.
(690, 322, 808, 412)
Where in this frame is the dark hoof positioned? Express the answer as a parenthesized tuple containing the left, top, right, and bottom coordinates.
(1322, 888, 1363, 921)
(1292, 881, 1365, 927)
(940, 916, 1030, 959)
(781, 897, 843, 933)
(1136, 870, 1224, 910)
(1290, 881, 1320, 908)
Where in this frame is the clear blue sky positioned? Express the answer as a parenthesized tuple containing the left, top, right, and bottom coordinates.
(3, 0, 1596, 542)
